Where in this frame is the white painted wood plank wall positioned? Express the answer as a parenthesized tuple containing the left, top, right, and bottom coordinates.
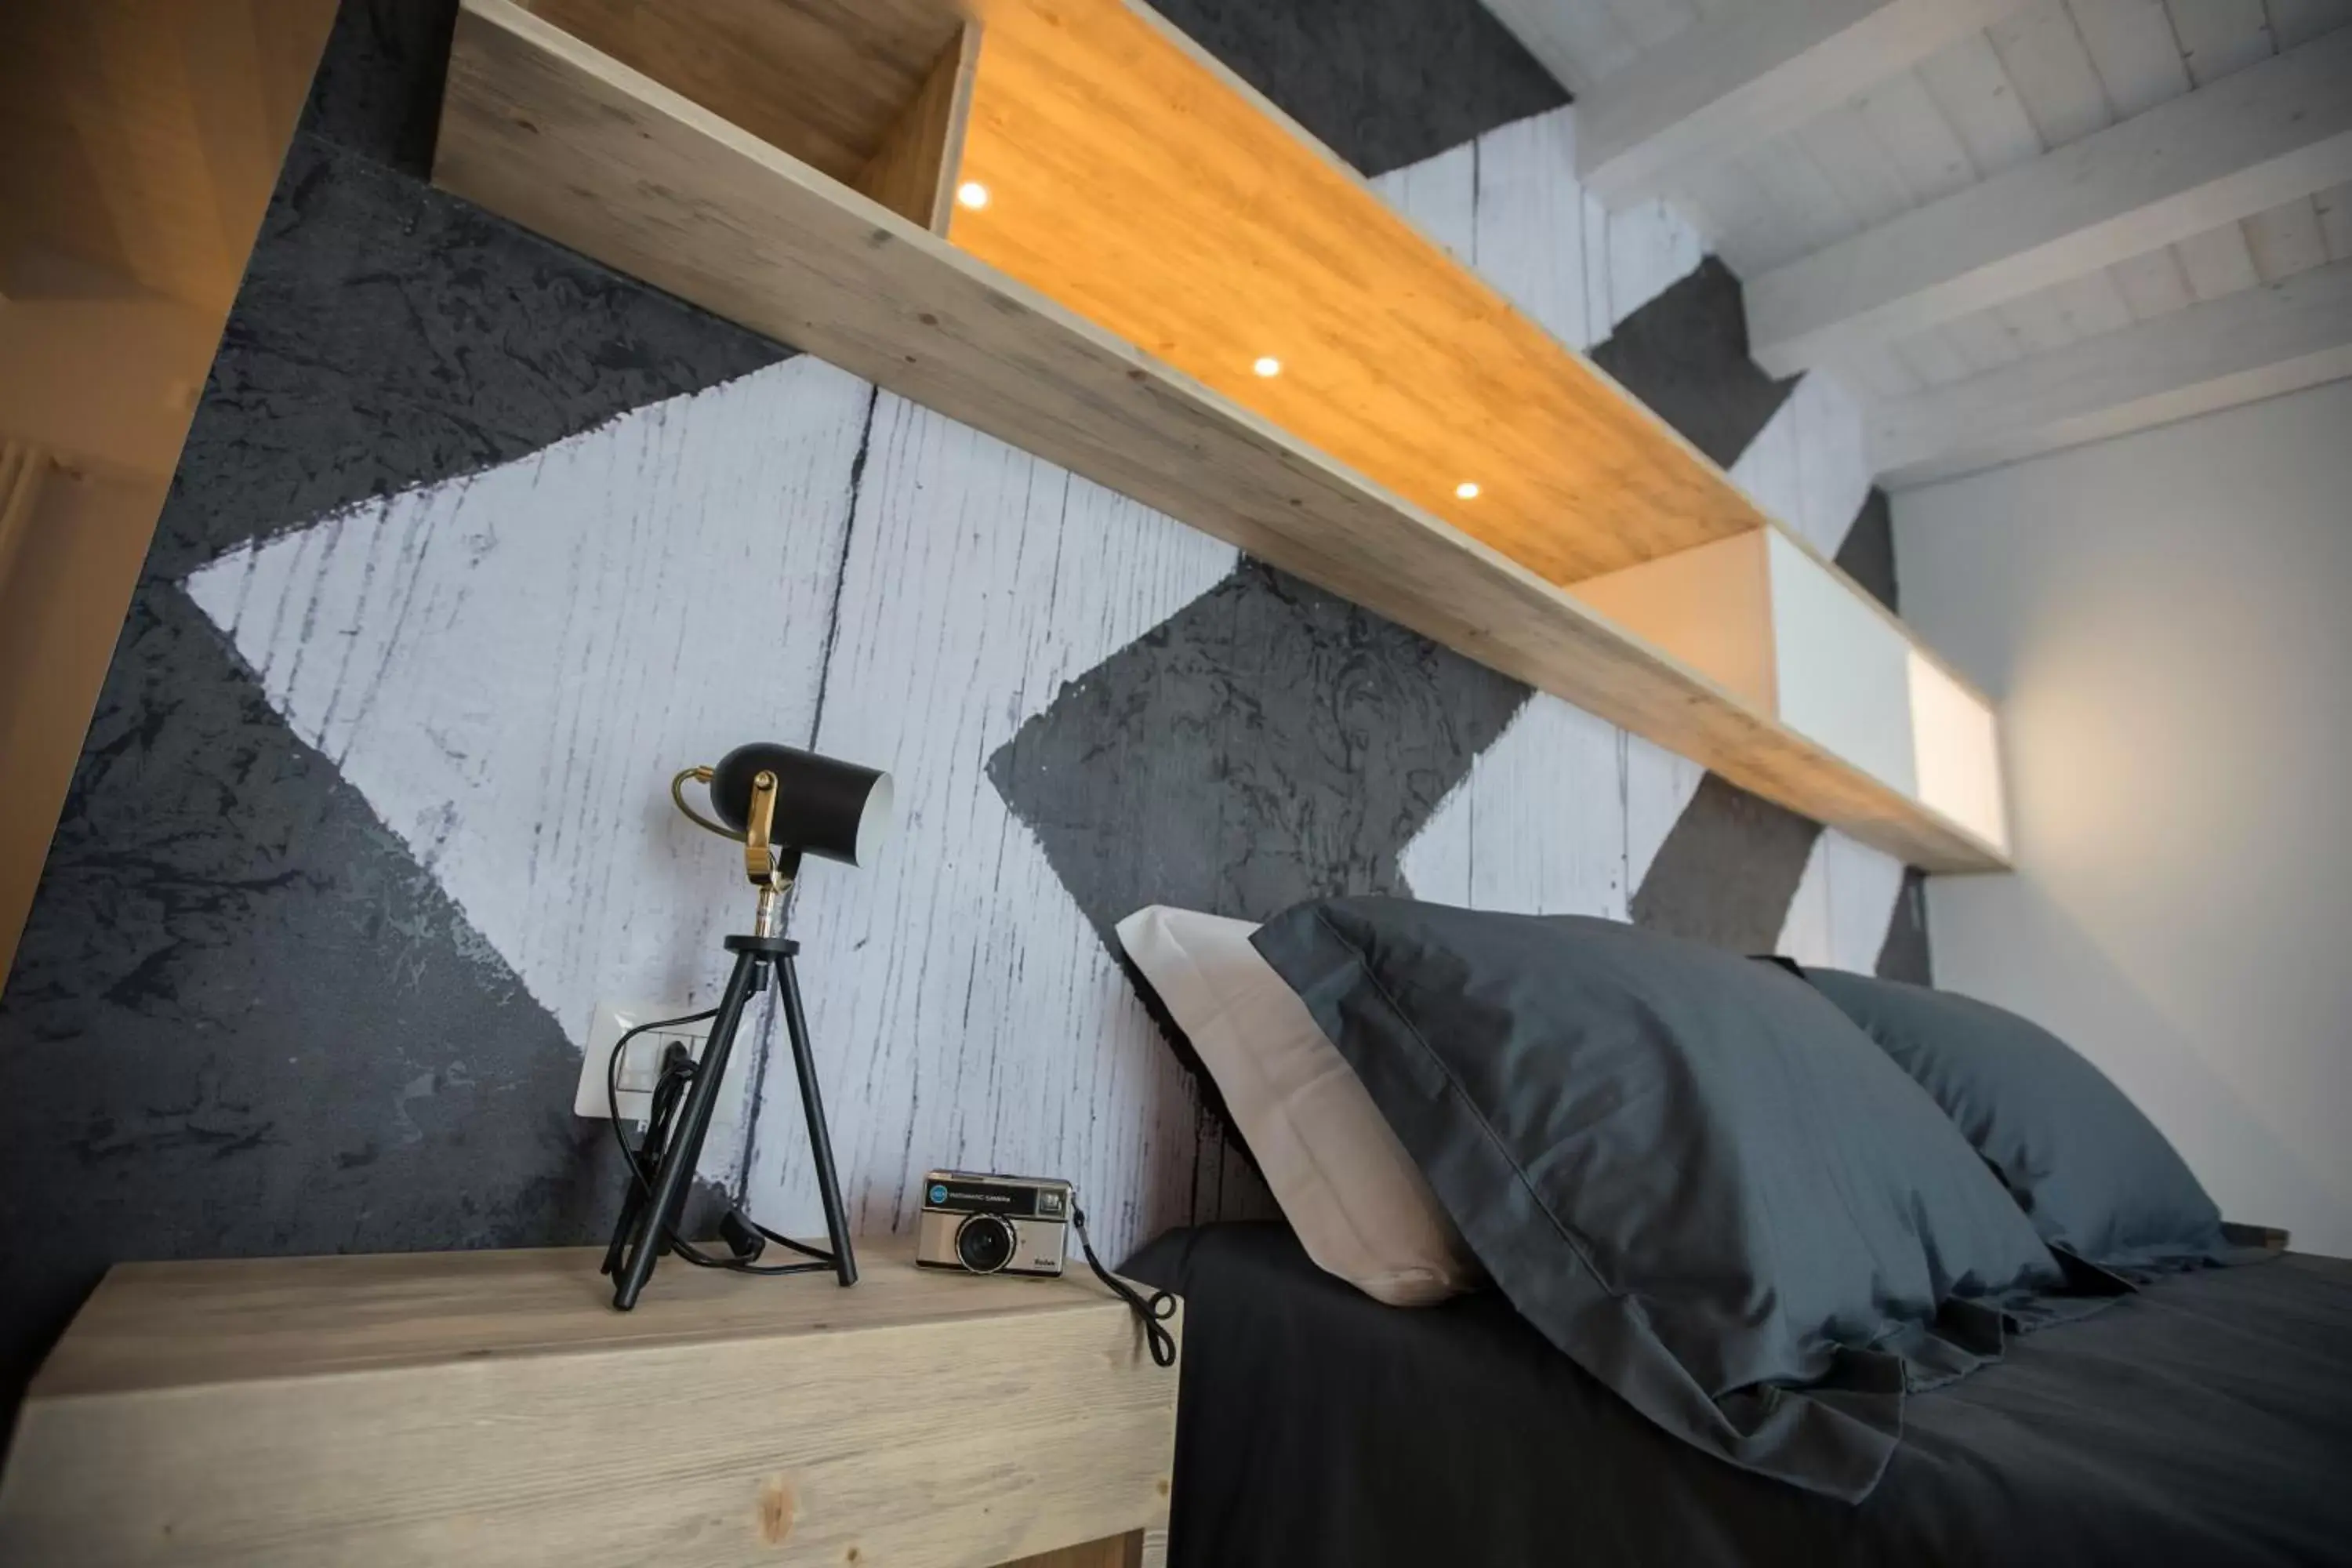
(1367, 105, 1700, 347)
(179, 101, 1911, 1264)
(770, 394, 1247, 1247)
(184, 361, 878, 1183)
(185, 358, 1253, 1259)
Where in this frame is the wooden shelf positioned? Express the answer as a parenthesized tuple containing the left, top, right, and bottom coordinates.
(431, 0, 2009, 872)
(0, 1238, 1180, 1566)
(1574, 528, 2009, 851)
(949, 0, 1759, 584)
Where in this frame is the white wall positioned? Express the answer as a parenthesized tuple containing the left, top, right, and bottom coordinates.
(1894, 378, 2352, 1258)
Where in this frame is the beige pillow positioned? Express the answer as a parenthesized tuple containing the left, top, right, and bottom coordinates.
(1116, 905, 1477, 1305)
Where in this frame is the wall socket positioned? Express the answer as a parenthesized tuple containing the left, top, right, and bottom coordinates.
(575, 1002, 714, 1121)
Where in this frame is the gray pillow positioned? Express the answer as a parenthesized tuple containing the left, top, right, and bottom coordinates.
(1252, 898, 2071, 1502)
(1802, 969, 2225, 1272)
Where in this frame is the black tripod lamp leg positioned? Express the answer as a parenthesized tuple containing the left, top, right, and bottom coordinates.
(776, 950, 858, 1287)
(610, 945, 762, 1311)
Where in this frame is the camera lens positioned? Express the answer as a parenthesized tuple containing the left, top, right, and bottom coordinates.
(955, 1213, 1017, 1274)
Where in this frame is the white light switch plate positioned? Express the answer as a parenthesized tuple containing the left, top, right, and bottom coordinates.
(575, 1002, 714, 1121)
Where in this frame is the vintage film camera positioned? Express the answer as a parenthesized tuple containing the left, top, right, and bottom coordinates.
(914, 1170, 1071, 1278)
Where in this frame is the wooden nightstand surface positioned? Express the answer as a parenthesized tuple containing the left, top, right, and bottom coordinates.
(0, 1236, 1180, 1566)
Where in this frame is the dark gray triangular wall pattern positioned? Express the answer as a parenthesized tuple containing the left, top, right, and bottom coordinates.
(1627, 777, 1824, 953)
(1142, 0, 1566, 176)
(298, 0, 463, 178)
(1836, 488, 1901, 613)
(1878, 869, 1935, 985)
(1587, 257, 1798, 470)
(0, 601, 605, 1414)
(160, 136, 790, 581)
(985, 561, 1530, 1145)
(987, 562, 1530, 941)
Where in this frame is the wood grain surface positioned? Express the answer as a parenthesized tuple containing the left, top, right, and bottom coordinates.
(0, 0, 335, 314)
(0, 441, 43, 590)
(430, 0, 2006, 870)
(855, 24, 984, 231)
(517, 0, 966, 187)
(953, 0, 1759, 585)
(0, 0, 333, 986)
(0, 1238, 1180, 1567)
(1003, 1534, 1146, 1568)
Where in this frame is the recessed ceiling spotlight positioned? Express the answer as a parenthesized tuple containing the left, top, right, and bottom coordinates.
(1455, 481, 1481, 500)
(1253, 356, 1283, 378)
(956, 181, 990, 210)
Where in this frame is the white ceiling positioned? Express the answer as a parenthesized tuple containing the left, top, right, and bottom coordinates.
(1486, 0, 2352, 458)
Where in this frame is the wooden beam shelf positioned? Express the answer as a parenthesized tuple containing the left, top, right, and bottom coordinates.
(0, 0, 339, 987)
(430, 0, 2009, 872)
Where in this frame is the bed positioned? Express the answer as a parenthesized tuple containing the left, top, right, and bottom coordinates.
(1127, 1223, 2352, 1567)
(1114, 898, 2352, 1565)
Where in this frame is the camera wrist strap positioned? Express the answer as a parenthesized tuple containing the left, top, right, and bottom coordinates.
(1071, 1203, 1178, 1368)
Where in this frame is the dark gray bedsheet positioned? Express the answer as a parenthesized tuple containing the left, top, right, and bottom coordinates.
(1126, 1224, 2352, 1567)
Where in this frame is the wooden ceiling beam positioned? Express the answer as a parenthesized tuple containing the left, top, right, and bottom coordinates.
(0, 293, 221, 477)
(1873, 256, 2352, 485)
(1499, 0, 2021, 208)
(1748, 25, 2352, 376)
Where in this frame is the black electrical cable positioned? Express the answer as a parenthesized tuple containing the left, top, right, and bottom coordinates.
(604, 1009, 838, 1276)
(1073, 1203, 1179, 1368)
(605, 1007, 716, 1191)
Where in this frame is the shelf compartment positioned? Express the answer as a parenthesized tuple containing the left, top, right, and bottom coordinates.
(430, 0, 2008, 873)
(1575, 531, 2009, 855)
(949, 0, 1756, 584)
(504, 0, 978, 230)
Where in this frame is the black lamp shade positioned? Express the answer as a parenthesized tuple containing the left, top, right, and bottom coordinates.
(708, 742, 893, 866)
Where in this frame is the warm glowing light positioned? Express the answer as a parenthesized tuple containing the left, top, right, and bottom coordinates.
(956, 181, 990, 210)
(1907, 648, 2009, 853)
(1253, 356, 1283, 378)
(1455, 481, 1480, 499)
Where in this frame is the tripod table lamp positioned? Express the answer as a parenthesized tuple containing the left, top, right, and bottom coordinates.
(602, 741, 892, 1311)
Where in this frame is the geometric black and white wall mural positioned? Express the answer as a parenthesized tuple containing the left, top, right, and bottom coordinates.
(0, 0, 1928, 1416)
